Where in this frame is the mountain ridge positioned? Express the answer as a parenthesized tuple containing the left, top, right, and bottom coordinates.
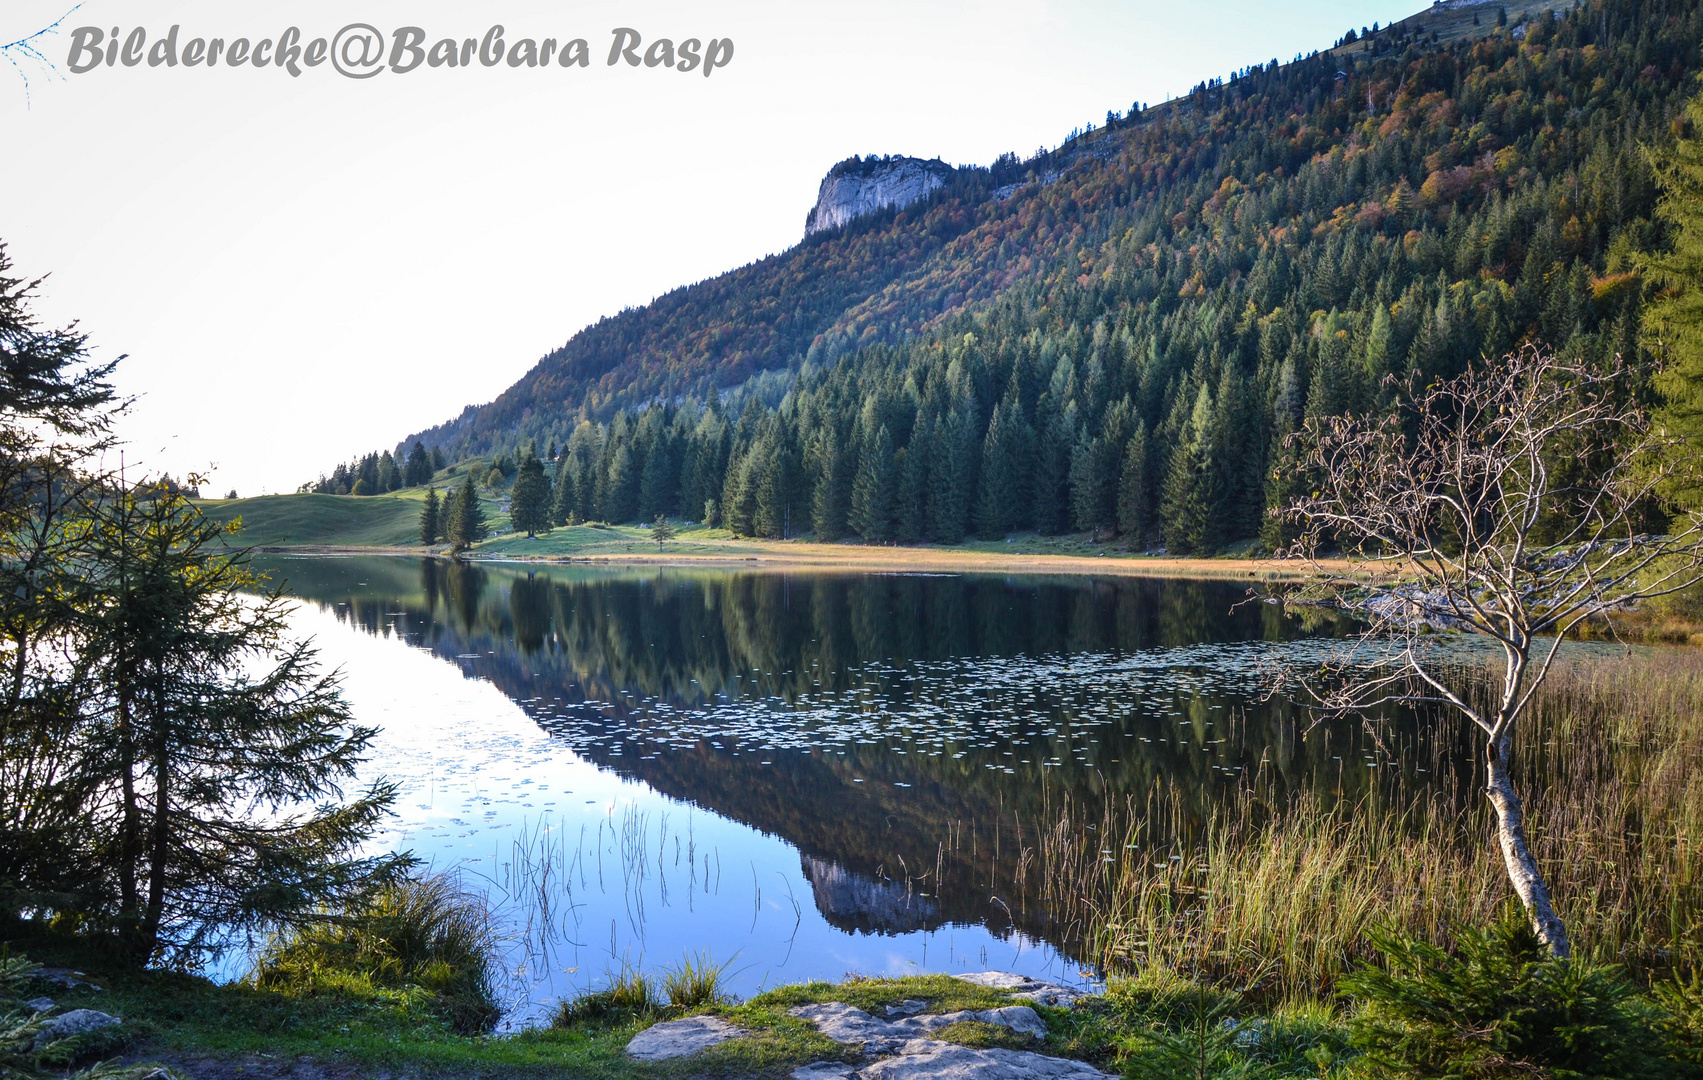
(374, 0, 1572, 472)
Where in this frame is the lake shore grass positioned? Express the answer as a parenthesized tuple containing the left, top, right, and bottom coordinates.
(1021, 647, 1703, 1003)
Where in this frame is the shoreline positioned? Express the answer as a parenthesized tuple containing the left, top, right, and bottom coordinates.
(251, 541, 1356, 581)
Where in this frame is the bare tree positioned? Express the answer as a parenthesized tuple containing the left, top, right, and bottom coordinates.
(1279, 346, 1703, 957)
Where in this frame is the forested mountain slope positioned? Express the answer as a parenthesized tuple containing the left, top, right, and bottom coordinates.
(355, 0, 1699, 553)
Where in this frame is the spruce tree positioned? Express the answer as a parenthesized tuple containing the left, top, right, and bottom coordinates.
(81, 487, 400, 961)
(810, 430, 851, 540)
(848, 425, 895, 542)
(509, 452, 550, 537)
(449, 473, 485, 550)
(1161, 385, 1222, 555)
(405, 441, 432, 487)
(927, 412, 971, 544)
(1117, 421, 1151, 546)
(420, 486, 440, 545)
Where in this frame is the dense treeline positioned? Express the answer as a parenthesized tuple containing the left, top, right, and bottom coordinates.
(305, 441, 441, 495)
(444, 0, 1700, 552)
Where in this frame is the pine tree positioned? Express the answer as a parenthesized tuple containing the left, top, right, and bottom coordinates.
(927, 411, 971, 544)
(975, 396, 1029, 538)
(448, 473, 486, 551)
(405, 441, 433, 487)
(420, 487, 440, 545)
(1161, 384, 1222, 555)
(810, 429, 851, 540)
(1117, 420, 1151, 546)
(81, 487, 400, 961)
(848, 425, 896, 542)
(509, 451, 550, 537)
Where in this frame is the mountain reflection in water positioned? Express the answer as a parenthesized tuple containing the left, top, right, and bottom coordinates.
(255, 556, 1410, 1008)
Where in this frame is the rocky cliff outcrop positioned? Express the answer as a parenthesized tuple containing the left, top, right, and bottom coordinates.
(804, 156, 955, 237)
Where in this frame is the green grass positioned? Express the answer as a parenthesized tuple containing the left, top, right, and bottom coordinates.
(472, 520, 1238, 562)
(196, 488, 508, 549)
(37, 969, 1088, 1079)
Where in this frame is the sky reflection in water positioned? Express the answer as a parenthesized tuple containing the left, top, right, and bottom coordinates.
(257, 556, 1374, 1025)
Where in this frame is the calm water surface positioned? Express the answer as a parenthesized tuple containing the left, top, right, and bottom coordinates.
(255, 556, 1393, 1024)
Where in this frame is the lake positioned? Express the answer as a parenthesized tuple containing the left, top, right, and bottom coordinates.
(253, 555, 1406, 1025)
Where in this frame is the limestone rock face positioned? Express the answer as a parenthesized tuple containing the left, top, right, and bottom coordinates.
(801, 855, 939, 934)
(804, 156, 955, 237)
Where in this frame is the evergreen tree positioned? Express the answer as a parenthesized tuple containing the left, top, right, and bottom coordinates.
(1162, 385, 1223, 555)
(752, 425, 799, 539)
(81, 486, 400, 961)
(809, 429, 852, 540)
(509, 451, 550, 537)
(975, 395, 1029, 538)
(377, 450, 400, 492)
(405, 441, 433, 487)
(448, 473, 485, 550)
(1117, 420, 1151, 545)
(848, 424, 896, 542)
(927, 411, 972, 544)
(420, 487, 440, 545)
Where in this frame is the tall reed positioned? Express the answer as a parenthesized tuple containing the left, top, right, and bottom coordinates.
(1012, 649, 1703, 1002)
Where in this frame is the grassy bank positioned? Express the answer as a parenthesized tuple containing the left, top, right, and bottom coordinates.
(199, 489, 1339, 580)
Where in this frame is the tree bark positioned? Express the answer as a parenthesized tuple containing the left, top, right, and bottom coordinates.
(1485, 734, 1570, 957)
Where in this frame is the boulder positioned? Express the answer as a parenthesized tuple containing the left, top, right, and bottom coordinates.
(858, 1039, 1114, 1079)
(23, 997, 55, 1013)
(952, 972, 1086, 1008)
(790, 1003, 913, 1054)
(34, 1008, 121, 1049)
(916, 1005, 1047, 1040)
(788, 1002, 1047, 1050)
(624, 1014, 745, 1060)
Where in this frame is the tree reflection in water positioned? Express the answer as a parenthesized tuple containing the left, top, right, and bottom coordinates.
(258, 557, 1440, 959)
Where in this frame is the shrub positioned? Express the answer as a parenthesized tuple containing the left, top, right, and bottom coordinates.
(255, 873, 499, 1034)
(1342, 910, 1670, 1079)
(660, 953, 729, 1010)
(553, 962, 656, 1028)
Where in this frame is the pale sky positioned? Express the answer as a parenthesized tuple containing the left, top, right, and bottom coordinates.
(2, 0, 1417, 496)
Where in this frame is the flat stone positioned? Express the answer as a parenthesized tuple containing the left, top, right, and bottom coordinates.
(792, 1063, 857, 1080)
(913, 1006, 1047, 1040)
(791, 1003, 913, 1054)
(23, 997, 54, 1013)
(952, 972, 1086, 1009)
(858, 1039, 1114, 1079)
(885, 999, 928, 1019)
(790, 1002, 1047, 1051)
(625, 1014, 745, 1060)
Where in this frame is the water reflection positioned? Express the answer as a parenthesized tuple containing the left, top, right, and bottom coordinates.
(257, 558, 1427, 958)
